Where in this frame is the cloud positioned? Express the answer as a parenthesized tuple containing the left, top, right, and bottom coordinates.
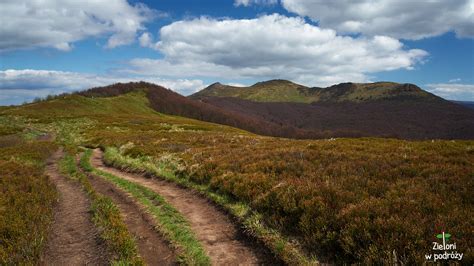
(234, 0, 278, 7)
(126, 14, 427, 86)
(0, 0, 158, 52)
(138, 32, 161, 50)
(227, 83, 248, 87)
(139, 32, 153, 47)
(449, 78, 462, 83)
(426, 83, 474, 101)
(280, 0, 474, 40)
(0, 69, 205, 105)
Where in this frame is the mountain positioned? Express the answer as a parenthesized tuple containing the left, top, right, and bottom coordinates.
(192, 80, 474, 139)
(193, 80, 316, 103)
(310, 82, 439, 102)
(9, 81, 472, 140)
(76, 82, 323, 138)
(191, 80, 440, 103)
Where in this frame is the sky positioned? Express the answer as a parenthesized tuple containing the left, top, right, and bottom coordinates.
(0, 0, 473, 105)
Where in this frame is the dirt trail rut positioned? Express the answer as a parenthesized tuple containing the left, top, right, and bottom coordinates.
(91, 149, 276, 265)
(83, 162, 176, 265)
(41, 150, 107, 265)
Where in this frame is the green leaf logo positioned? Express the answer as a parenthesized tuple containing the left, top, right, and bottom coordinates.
(436, 232, 452, 240)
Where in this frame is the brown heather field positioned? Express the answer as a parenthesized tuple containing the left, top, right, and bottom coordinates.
(90, 122, 474, 264)
(0, 135, 57, 263)
(1, 87, 473, 264)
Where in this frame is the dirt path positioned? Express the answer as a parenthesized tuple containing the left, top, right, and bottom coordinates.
(91, 149, 277, 266)
(41, 150, 108, 265)
(83, 162, 176, 265)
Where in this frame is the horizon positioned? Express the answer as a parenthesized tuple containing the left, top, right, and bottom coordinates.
(1, 0, 473, 105)
(2, 78, 474, 107)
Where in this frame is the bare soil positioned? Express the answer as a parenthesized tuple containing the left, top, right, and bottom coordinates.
(82, 162, 176, 265)
(91, 149, 278, 265)
(41, 149, 108, 265)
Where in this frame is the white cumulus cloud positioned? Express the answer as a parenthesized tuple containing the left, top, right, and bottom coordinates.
(0, 69, 205, 105)
(126, 14, 427, 86)
(280, 0, 474, 40)
(139, 32, 153, 48)
(426, 83, 474, 101)
(0, 0, 158, 52)
(234, 0, 278, 7)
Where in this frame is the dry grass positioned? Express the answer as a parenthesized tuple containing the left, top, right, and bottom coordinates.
(0, 138, 57, 264)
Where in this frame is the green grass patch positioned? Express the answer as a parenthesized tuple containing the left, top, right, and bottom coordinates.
(59, 152, 143, 265)
(81, 149, 210, 266)
(0, 116, 27, 136)
(103, 147, 317, 265)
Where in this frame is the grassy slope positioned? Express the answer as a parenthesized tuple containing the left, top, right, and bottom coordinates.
(4, 92, 161, 118)
(1, 91, 246, 134)
(2, 90, 473, 264)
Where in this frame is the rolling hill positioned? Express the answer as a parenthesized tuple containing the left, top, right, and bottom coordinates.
(76, 82, 312, 138)
(193, 79, 315, 103)
(7, 81, 472, 140)
(191, 80, 474, 139)
(191, 80, 440, 103)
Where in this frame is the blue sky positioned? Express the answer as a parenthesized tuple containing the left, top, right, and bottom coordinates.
(0, 0, 473, 105)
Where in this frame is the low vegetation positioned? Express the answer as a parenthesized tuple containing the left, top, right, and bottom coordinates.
(100, 135, 474, 264)
(0, 137, 57, 264)
(179, 138, 473, 264)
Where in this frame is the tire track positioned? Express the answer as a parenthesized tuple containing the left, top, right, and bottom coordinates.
(41, 150, 108, 265)
(84, 166, 177, 265)
(91, 149, 277, 265)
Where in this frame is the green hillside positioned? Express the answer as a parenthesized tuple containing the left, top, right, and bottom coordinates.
(192, 80, 439, 103)
(192, 79, 316, 103)
(1, 90, 244, 134)
(4, 92, 158, 118)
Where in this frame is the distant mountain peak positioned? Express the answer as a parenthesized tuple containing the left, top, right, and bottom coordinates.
(192, 80, 440, 104)
(312, 82, 438, 103)
(191, 79, 314, 103)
